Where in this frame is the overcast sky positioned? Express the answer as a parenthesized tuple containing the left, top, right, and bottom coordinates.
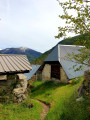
(0, 0, 67, 53)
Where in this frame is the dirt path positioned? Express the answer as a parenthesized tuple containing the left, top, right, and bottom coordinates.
(35, 99, 50, 120)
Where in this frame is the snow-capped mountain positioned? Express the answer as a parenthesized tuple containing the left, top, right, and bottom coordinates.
(0, 47, 42, 62)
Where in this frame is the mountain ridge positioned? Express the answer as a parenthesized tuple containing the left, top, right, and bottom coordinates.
(0, 47, 42, 62)
(32, 33, 90, 64)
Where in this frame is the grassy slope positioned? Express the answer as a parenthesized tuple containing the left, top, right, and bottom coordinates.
(0, 96, 42, 120)
(0, 77, 89, 120)
(32, 33, 90, 64)
(31, 77, 89, 120)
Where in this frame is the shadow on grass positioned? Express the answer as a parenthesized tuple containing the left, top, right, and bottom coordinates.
(31, 81, 67, 98)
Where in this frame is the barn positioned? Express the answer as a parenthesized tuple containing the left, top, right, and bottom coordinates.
(42, 45, 89, 83)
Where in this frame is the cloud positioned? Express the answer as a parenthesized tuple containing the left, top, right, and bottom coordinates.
(0, 0, 63, 52)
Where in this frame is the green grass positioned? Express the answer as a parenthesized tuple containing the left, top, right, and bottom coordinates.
(0, 77, 89, 120)
(31, 77, 90, 120)
(31, 80, 67, 103)
(0, 96, 42, 120)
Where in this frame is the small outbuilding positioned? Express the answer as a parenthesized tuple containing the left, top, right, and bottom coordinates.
(42, 45, 89, 83)
(24, 65, 41, 81)
(0, 54, 32, 102)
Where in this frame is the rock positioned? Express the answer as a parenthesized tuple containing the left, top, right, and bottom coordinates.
(13, 88, 25, 95)
(18, 98, 23, 103)
(78, 70, 90, 97)
(16, 84, 21, 88)
(0, 75, 7, 81)
(22, 94, 27, 100)
(76, 96, 84, 102)
(17, 74, 27, 80)
(16, 94, 23, 98)
(20, 81, 27, 88)
(12, 74, 28, 103)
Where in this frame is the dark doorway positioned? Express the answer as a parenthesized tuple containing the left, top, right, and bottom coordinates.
(51, 64, 60, 79)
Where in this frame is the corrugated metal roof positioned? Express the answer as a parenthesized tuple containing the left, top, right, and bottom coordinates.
(24, 65, 41, 80)
(44, 45, 89, 79)
(0, 54, 32, 74)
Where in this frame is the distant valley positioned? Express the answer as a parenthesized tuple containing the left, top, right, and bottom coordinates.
(0, 47, 42, 62)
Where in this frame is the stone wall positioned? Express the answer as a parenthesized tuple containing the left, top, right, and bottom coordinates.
(37, 72, 42, 81)
(13, 74, 28, 103)
(0, 74, 28, 103)
(42, 64, 51, 82)
(60, 67, 68, 83)
(42, 64, 68, 83)
(0, 75, 16, 94)
(29, 75, 37, 82)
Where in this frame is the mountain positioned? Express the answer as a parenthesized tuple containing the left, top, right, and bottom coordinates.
(0, 47, 42, 62)
(32, 34, 90, 64)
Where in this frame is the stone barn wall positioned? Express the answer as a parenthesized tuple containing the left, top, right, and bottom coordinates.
(42, 63, 68, 83)
(42, 64, 51, 82)
(29, 75, 37, 82)
(60, 67, 68, 83)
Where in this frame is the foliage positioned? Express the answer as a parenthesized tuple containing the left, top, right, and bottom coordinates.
(55, 0, 90, 44)
(65, 47, 90, 70)
(55, 0, 90, 70)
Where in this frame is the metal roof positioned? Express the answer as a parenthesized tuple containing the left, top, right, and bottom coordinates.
(44, 45, 58, 62)
(0, 54, 32, 74)
(24, 65, 41, 80)
(44, 45, 89, 79)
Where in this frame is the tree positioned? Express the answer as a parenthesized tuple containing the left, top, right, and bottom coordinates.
(56, 0, 90, 47)
(55, 0, 90, 70)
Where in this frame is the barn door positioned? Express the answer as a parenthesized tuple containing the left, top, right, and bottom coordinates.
(51, 64, 60, 79)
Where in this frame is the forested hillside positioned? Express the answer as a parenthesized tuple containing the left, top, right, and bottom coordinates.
(32, 34, 90, 64)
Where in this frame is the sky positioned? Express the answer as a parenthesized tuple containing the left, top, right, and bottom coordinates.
(0, 0, 68, 53)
